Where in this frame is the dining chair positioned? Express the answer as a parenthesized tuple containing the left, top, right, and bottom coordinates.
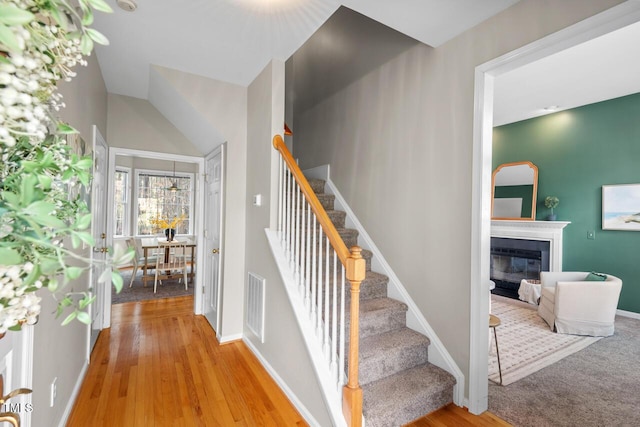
(126, 238, 159, 288)
(154, 241, 188, 293)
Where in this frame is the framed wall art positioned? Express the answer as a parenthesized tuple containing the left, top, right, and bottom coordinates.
(602, 183, 640, 231)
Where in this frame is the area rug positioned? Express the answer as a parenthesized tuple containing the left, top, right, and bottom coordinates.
(488, 296, 601, 385)
(112, 270, 194, 304)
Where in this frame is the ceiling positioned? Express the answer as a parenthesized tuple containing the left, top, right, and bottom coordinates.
(494, 19, 640, 126)
(93, 0, 519, 99)
(92, 0, 640, 129)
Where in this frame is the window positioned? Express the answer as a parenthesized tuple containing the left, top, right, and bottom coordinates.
(113, 168, 130, 236)
(135, 169, 193, 236)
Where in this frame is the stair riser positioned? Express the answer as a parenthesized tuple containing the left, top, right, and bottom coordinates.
(345, 309, 407, 341)
(290, 210, 346, 229)
(358, 342, 429, 386)
(321, 277, 387, 302)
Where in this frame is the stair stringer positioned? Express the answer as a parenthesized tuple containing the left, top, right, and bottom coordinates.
(265, 228, 348, 427)
(304, 165, 465, 406)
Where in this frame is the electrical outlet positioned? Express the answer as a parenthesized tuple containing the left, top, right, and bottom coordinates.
(587, 230, 595, 240)
(50, 377, 57, 407)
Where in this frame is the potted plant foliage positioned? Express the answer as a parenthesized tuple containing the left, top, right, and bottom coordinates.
(0, 0, 133, 333)
(544, 196, 559, 221)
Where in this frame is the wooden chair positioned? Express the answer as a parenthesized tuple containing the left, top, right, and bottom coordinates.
(154, 241, 188, 293)
(126, 238, 159, 288)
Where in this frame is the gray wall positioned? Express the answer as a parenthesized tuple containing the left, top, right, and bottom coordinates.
(244, 60, 332, 426)
(294, 0, 623, 399)
(32, 51, 108, 426)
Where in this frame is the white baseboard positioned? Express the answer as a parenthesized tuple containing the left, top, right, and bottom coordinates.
(242, 337, 321, 427)
(58, 358, 89, 427)
(218, 332, 243, 344)
(617, 309, 640, 320)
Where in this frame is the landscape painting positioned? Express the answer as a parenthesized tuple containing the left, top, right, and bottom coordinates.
(602, 184, 640, 231)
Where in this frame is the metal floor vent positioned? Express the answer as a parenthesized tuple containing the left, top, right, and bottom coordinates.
(246, 272, 266, 343)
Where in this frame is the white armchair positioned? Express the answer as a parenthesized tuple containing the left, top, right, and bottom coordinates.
(537, 271, 622, 336)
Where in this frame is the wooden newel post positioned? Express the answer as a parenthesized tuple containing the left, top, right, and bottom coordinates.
(343, 246, 366, 427)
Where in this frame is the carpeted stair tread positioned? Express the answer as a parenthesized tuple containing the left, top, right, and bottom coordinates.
(337, 228, 358, 247)
(362, 363, 456, 427)
(358, 328, 430, 385)
(307, 178, 326, 194)
(351, 297, 408, 339)
(315, 193, 335, 210)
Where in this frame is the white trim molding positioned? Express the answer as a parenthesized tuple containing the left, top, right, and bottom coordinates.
(491, 220, 570, 272)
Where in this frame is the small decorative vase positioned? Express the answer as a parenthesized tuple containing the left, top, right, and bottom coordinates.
(165, 228, 176, 241)
(546, 214, 557, 221)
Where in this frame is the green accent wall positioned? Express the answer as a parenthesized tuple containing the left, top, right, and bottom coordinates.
(493, 92, 640, 313)
(494, 185, 534, 218)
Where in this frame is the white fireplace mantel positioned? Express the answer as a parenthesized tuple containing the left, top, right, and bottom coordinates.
(491, 220, 571, 271)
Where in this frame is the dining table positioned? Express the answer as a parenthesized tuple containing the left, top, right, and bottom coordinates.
(141, 239, 196, 287)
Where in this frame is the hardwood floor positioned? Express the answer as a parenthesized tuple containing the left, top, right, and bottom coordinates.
(406, 404, 512, 426)
(67, 296, 510, 426)
(67, 296, 306, 426)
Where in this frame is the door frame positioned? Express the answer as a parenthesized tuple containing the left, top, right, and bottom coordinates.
(89, 125, 108, 353)
(469, 1, 640, 414)
(102, 148, 206, 328)
(203, 144, 226, 332)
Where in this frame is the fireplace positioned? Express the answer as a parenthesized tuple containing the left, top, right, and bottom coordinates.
(490, 237, 550, 299)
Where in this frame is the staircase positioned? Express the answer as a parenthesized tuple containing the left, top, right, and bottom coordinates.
(307, 178, 456, 427)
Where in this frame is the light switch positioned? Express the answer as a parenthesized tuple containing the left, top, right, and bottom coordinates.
(253, 194, 262, 206)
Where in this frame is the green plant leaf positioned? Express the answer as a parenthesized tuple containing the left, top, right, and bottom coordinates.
(57, 123, 78, 134)
(65, 267, 83, 280)
(74, 213, 92, 230)
(80, 34, 93, 55)
(98, 267, 112, 283)
(0, 248, 23, 265)
(87, 0, 114, 13)
(111, 271, 123, 294)
(0, 24, 21, 52)
(79, 294, 96, 310)
(0, 5, 34, 25)
(1, 191, 20, 208)
(85, 28, 109, 46)
(61, 311, 78, 325)
(76, 311, 91, 324)
(48, 278, 59, 292)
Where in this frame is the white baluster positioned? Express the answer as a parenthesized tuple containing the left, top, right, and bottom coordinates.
(338, 265, 346, 390)
(330, 249, 338, 381)
(278, 156, 283, 235)
(323, 235, 330, 361)
(316, 227, 324, 338)
(300, 198, 306, 292)
(311, 214, 317, 326)
(305, 201, 311, 309)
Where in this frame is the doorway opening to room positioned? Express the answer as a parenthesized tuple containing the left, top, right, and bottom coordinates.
(96, 147, 207, 332)
(469, 2, 640, 415)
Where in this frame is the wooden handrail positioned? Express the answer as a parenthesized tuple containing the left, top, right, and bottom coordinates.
(273, 135, 350, 264)
(273, 134, 364, 427)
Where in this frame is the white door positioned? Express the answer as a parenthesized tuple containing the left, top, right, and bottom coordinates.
(0, 327, 33, 427)
(89, 126, 108, 351)
(203, 144, 225, 332)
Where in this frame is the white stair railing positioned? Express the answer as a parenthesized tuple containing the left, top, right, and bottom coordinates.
(273, 135, 364, 427)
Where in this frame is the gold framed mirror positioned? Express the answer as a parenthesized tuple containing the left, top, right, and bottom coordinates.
(491, 161, 538, 220)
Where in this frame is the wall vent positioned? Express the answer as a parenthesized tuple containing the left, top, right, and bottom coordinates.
(246, 272, 266, 343)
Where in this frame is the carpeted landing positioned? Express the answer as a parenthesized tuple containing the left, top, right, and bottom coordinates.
(112, 269, 194, 304)
(489, 300, 640, 427)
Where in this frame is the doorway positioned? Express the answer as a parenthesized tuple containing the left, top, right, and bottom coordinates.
(99, 147, 206, 330)
(469, 1, 640, 414)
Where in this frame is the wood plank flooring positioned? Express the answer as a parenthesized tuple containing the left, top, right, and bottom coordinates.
(67, 296, 511, 426)
(67, 296, 306, 426)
